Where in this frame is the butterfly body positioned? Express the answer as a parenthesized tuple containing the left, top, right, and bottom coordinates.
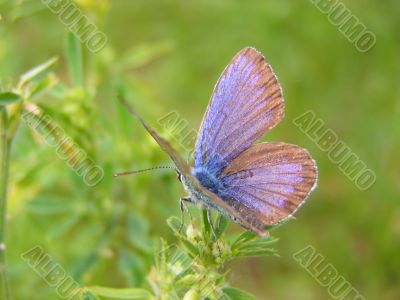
(179, 169, 264, 232)
(192, 167, 225, 198)
(180, 169, 221, 211)
(121, 47, 318, 236)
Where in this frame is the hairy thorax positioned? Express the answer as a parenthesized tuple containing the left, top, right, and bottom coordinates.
(180, 168, 225, 212)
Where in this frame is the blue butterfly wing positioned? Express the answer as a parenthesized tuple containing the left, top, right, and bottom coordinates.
(118, 97, 269, 235)
(194, 47, 284, 176)
(220, 142, 317, 225)
(193, 48, 317, 227)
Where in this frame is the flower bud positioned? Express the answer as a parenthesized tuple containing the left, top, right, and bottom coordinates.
(183, 288, 199, 300)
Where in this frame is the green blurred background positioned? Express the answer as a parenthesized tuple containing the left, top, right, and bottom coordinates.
(0, 0, 399, 299)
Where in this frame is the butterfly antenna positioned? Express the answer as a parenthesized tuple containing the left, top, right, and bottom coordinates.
(113, 166, 175, 178)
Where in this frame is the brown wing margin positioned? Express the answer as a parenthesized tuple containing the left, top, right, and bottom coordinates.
(118, 96, 191, 175)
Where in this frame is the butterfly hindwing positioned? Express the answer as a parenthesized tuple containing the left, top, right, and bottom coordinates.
(221, 142, 318, 225)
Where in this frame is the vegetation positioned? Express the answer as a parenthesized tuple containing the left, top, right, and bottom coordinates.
(0, 0, 398, 299)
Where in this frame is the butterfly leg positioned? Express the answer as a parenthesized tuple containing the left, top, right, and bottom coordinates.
(206, 209, 218, 239)
(206, 209, 222, 253)
(179, 197, 192, 233)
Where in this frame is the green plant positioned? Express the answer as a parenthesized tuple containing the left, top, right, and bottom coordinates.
(0, 56, 59, 300)
(0, 27, 279, 299)
(80, 210, 278, 300)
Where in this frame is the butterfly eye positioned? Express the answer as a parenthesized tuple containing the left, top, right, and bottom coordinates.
(176, 171, 182, 183)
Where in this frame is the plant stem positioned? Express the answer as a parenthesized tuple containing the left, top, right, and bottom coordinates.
(0, 108, 12, 300)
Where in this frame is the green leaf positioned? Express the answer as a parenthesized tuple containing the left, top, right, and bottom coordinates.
(179, 238, 199, 258)
(216, 215, 228, 238)
(87, 286, 152, 299)
(222, 287, 256, 300)
(155, 239, 168, 271)
(80, 290, 100, 300)
(235, 248, 278, 258)
(0, 92, 21, 106)
(11, 1, 47, 21)
(72, 251, 101, 282)
(66, 32, 83, 87)
(117, 249, 145, 287)
(20, 57, 58, 87)
(167, 216, 183, 234)
(237, 237, 279, 250)
(231, 231, 257, 248)
(25, 197, 74, 214)
(201, 210, 211, 239)
(27, 73, 58, 100)
(167, 217, 199, 257)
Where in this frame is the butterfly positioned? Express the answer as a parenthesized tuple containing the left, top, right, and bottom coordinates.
(120, 47, 317, 237)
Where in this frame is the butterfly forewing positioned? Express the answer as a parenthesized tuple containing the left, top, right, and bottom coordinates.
(194, 47, 284, 174)
(118, 96, 190, 175)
